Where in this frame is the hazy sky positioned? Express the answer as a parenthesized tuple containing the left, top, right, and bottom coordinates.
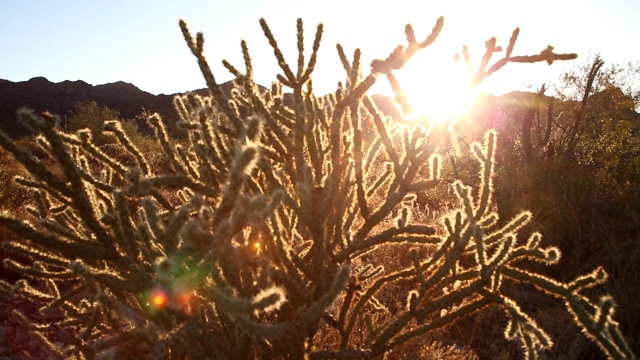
(2, 0, 639, 97)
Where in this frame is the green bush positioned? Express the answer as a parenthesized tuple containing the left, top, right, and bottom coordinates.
(64, 101, 122, 146)
(0, 17, 634, 359)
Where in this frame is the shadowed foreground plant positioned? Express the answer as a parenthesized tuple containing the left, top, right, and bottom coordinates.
(0, 16, 633, 360)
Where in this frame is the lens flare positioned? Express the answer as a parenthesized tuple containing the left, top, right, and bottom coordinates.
(174, 290, 195, 314)
(141, 256, 208, 315)
(148, 287, 168, 310)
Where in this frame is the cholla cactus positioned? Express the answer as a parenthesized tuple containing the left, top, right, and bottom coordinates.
(0, 16, 633, 360)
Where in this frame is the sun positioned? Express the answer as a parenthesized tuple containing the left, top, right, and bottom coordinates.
(394, 51, 477, 124)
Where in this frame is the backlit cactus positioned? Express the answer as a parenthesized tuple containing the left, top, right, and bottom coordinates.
(0, 16, 633, 360)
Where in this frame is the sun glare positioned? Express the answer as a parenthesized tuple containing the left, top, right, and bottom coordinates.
(395, 52, 477, 124)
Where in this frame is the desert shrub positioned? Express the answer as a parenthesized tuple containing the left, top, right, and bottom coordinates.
(472, 56, 640, 356)
(0, 17, 634, 360)
(489, 155, 640, 357)
(64, 101, 122, 146)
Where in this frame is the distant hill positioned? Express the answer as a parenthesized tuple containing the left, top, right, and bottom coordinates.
(0, 77, 234, 138)
(2, 76, 636, 140)
(0, 76, 542, 139)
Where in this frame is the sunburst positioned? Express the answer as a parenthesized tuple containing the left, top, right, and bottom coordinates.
(395, 51, 477, 125)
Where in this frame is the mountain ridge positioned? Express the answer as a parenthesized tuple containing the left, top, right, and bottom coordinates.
(0, 76, 220, 137)
(6, 76, 629, 140)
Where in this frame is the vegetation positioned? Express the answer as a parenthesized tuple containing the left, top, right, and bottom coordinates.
(462, 54, 640, 357)
(62, 101, 121, 146)
(0, 16, 636, 359)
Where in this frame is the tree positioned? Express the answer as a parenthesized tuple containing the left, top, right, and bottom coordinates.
(550, 55, 640, 159)
(0, 17, 633, 360)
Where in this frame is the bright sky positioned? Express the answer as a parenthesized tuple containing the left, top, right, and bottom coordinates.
(2, 0, 639, 98)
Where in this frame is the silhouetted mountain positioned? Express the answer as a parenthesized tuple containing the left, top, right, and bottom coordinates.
(0, 77, 236, 138)
(2, 77, 637, 140)
(0, 77, 394, 138)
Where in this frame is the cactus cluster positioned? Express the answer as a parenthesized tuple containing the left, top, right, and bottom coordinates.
(0, 16, 633, 359)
